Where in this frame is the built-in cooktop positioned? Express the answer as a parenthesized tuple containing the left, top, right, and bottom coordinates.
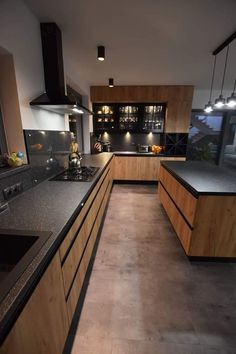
(50, 166, 99, 182)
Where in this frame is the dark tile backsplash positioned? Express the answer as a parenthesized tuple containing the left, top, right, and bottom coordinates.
(91, 132, 188, 155)
(91, 132, 162, 152)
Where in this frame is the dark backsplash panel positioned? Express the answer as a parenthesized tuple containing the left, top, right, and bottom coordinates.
(24, 130, 73, 183)
(91, 132, 188, 155)
(91, 132, 162, 152)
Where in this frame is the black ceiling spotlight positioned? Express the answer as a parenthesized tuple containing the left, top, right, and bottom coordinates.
(108, 78, 114, 87)
(97, 46, 105, 61)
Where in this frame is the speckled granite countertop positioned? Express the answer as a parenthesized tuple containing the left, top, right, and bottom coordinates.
(0, 153, 113, 343)
(161, 161, 236, 197)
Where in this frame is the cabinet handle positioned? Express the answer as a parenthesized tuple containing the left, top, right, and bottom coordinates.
(81, 202, 84, 207)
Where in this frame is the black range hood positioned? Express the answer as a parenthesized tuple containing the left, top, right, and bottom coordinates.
(30, 23, 93, 115)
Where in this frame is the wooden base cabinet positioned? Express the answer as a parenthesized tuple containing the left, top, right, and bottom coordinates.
(1, 158, 114, 354)
(114, 156, 185, 181)
(159, 165, 236, 257)
(1, 253, 69, 354)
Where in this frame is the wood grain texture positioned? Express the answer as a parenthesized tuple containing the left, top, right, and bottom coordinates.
(62, 169, 111, 296)
(1, 253, 69, 354)
(114, 156, 186, 181)
(158, 183, 192, 253)
(159, 165, 197, 226)
(90, 86, 194, 132)
(114, 156, 161, 181)
(189, 195, 236, 257)
(66, 179, 112, 322)
(59, 161, 113, 261)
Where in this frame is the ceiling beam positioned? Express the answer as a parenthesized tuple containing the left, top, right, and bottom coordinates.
(212, 31, 236, 55)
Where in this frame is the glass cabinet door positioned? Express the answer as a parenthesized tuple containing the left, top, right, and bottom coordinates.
(142, 104, 165, 132)
(93, 104, 116, 132)
(118, 105, 139, 131)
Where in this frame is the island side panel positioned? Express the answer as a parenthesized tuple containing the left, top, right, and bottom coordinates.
(189, 195, 236, 257)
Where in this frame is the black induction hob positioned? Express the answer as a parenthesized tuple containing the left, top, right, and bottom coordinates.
(50, 166, 99, 182)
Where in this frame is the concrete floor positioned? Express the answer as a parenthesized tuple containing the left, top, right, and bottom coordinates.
(68, 184, 236, 354)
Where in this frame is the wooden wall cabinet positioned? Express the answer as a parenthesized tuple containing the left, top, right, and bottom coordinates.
(158, 164, 236, 257)
(90, 86, 194, 133)
(114, 156, 185, 181)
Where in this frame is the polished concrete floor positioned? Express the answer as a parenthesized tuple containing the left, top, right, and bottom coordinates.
(68, 184, 236, 354)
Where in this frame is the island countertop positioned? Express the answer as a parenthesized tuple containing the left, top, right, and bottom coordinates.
(0, 152, 113, 343)
(161, 160, 236, 197)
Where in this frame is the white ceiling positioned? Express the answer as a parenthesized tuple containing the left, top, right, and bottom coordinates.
(24, 0, 236, 90)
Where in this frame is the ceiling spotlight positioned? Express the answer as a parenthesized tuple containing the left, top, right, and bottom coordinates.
(97, 46, 105, 61)
(108, 78, 114, 87)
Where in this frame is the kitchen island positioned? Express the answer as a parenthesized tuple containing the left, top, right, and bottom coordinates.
(0, 153, 113, 353)
(159, 161, 236, 259)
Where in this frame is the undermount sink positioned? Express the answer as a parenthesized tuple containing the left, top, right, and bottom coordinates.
(0, 230, 52, 303)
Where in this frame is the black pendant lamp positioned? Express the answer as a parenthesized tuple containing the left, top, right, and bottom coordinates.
(108, 78, 114, 87)
(214, 45, 229, 109)
(204, 56, 216, 113)
(97, 46, 105, 61)
(226, 79, 236, 108)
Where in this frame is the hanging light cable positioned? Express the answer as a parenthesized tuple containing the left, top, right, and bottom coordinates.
(214, 45, 229, 108)
(226, 79, 236, 108)
(204, 55, 217, 113)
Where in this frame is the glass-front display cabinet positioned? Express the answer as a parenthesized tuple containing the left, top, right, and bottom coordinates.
(93, 102, 166, 133)
(93, 104, 116, 132)
(141, 104, 165, 132)
(118, 105, 139, 131)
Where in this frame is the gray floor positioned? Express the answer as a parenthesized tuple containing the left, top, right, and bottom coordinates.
(70, 184, 236, 354)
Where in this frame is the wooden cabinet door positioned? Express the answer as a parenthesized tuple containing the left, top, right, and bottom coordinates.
(114, 156, 160, 180)
(1, 252, 69, 354)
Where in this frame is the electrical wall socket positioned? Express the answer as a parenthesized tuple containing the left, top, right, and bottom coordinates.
(3, 182, 23, 200)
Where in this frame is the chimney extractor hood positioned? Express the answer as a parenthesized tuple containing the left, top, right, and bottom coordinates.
(30, 23, 93, 115)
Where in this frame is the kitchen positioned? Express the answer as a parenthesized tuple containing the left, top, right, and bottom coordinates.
(0, 0, 236, 353)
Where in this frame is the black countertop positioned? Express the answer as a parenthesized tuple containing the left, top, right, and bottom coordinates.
(161, 161, 236, 197)
(0, 153, 113, 343)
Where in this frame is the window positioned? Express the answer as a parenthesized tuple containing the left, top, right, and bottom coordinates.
(222, 113, 236, 172)
(187, 111, 224, 164)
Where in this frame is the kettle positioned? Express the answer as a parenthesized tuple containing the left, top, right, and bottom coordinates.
(69, 152, 82, 168)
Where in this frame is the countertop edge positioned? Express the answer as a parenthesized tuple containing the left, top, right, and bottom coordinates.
(160, 161, 236, 197)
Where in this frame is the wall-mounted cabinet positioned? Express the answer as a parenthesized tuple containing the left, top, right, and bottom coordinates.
(90, 85, 194, 133)
(93, 103, 166, 133)
(93, 104, 116, 132)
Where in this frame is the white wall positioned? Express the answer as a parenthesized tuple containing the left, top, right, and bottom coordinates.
(0, 0, 66, 130)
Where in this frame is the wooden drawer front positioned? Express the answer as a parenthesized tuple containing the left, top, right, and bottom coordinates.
(66, 178, 112, 322)
(59, 161, 112, 261)
(61, 168, 111, 297)
(159, 184, 192, 254)
(159, 166, 197, 226)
